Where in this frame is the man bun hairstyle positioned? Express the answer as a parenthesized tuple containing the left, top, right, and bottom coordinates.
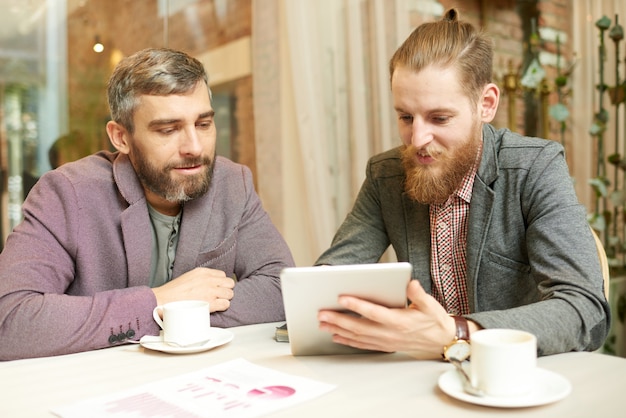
(389, 8, 493, 105)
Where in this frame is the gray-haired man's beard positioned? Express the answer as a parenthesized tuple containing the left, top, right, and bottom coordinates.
(135, 155, 215, 203)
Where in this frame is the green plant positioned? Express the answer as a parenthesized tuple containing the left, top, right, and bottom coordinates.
(588, 15, 626, 271)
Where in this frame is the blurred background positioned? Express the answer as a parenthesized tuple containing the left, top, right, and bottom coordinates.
(0, 0, 624, 266)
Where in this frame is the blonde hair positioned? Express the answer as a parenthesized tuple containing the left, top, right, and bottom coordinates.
(389, 8, 493, 105)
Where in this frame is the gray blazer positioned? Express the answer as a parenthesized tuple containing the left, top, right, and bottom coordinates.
(0, 151, 294, 360)
(316, 124, 610, 355)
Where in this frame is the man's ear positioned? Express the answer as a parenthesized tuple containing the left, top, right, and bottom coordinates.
(106, 121, 130, 154)
(479, 83, 500, 123)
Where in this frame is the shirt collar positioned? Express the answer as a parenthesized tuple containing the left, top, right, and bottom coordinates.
(455, 143, 483, 204)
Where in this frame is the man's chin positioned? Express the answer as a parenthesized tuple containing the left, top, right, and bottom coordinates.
(409, 164, 444, 180)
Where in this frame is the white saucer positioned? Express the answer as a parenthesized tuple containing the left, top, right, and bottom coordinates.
(139, 328, 234, 354)
(438, 367, 571, 408)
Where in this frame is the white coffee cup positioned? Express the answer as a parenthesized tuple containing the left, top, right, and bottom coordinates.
(470, 329, 537, 397)
(152, 300, 211, 347)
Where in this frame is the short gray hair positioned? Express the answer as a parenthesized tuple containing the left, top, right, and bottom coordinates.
(107, 48, 210, 133)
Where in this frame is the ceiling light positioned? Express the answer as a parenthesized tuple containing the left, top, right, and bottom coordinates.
(93, 36, 104, 53)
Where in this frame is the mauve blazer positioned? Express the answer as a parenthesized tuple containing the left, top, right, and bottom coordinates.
(316, 124, 610, 356)
(0, 151, 294, 360)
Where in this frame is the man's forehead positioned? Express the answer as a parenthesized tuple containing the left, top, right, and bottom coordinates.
(135, 91, 212, 119)
(392, 66, 467, 101)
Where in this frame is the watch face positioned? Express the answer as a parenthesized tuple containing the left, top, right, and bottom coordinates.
(446, 341, 471, 361)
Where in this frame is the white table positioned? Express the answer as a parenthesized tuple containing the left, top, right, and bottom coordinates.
(1, 321, 625, 417)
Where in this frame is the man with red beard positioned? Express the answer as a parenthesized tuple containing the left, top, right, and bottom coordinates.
(0, 48, 294, 360)
(315, 9, 609, 358)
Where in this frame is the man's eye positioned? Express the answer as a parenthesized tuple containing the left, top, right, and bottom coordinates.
(197, 121, 213, 129)
(159, 127, 177, 135)
(432, 116, 450, 123)
(399, 115, 413, 123)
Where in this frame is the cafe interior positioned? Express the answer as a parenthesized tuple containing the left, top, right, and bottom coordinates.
(1, 0, 626, 415)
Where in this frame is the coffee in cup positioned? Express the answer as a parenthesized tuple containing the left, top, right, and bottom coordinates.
(152, 300, 211, 347)
(470, 328, 537, 397)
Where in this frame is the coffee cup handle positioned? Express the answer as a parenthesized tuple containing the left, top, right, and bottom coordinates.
(153, 306, 164, 328)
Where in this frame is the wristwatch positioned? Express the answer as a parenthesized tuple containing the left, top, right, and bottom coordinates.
(442, 315, 471, 361)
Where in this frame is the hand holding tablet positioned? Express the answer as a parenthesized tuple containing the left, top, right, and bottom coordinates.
(280, 262, 412, 356)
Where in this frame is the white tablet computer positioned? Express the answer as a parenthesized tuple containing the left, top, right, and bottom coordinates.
(280, 262, 412, 356)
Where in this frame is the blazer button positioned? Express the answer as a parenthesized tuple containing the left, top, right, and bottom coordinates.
(108, 334, 118, 344)
(126, 329, 136, 339)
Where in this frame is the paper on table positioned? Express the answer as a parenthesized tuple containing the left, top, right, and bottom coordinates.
(52, 358, 336, 418)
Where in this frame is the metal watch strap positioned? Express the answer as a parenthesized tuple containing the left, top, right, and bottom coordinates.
(452, 315, 469, 341)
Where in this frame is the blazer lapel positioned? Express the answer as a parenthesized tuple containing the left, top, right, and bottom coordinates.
(466, 125, 499, 311)
(120, 204, 152, 287)
(113, 154, 153, 287)
(172, 191, 213, 277)
(171, 158, 224, 277)
(402, 194, 432, 294)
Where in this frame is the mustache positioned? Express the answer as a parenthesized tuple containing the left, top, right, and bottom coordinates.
(166, 156, 212, 170)
(403, 144, 445, 162)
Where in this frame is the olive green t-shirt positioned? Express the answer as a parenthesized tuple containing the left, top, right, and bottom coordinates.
(147, 204, 182, 288)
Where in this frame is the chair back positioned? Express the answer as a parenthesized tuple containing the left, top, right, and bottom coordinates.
(591, 228, 610, 299)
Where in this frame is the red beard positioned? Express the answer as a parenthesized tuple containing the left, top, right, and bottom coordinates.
(401, 134, 482, 205)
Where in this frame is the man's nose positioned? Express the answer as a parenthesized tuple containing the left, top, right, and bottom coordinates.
(410, 120, 433, 149)
(180, 127, 203, 155)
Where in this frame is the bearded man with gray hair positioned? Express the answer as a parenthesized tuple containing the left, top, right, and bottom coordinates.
(0, 48, 294, 360)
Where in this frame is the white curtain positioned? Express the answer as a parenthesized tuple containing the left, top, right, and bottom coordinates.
(253, 0, 446, 265)
(282, 0, 352, 261)
(280, 0, 408, 265)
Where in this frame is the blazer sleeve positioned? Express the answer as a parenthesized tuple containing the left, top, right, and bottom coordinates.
(207, 164, 295, 327)
(0, 169, 159, 360)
